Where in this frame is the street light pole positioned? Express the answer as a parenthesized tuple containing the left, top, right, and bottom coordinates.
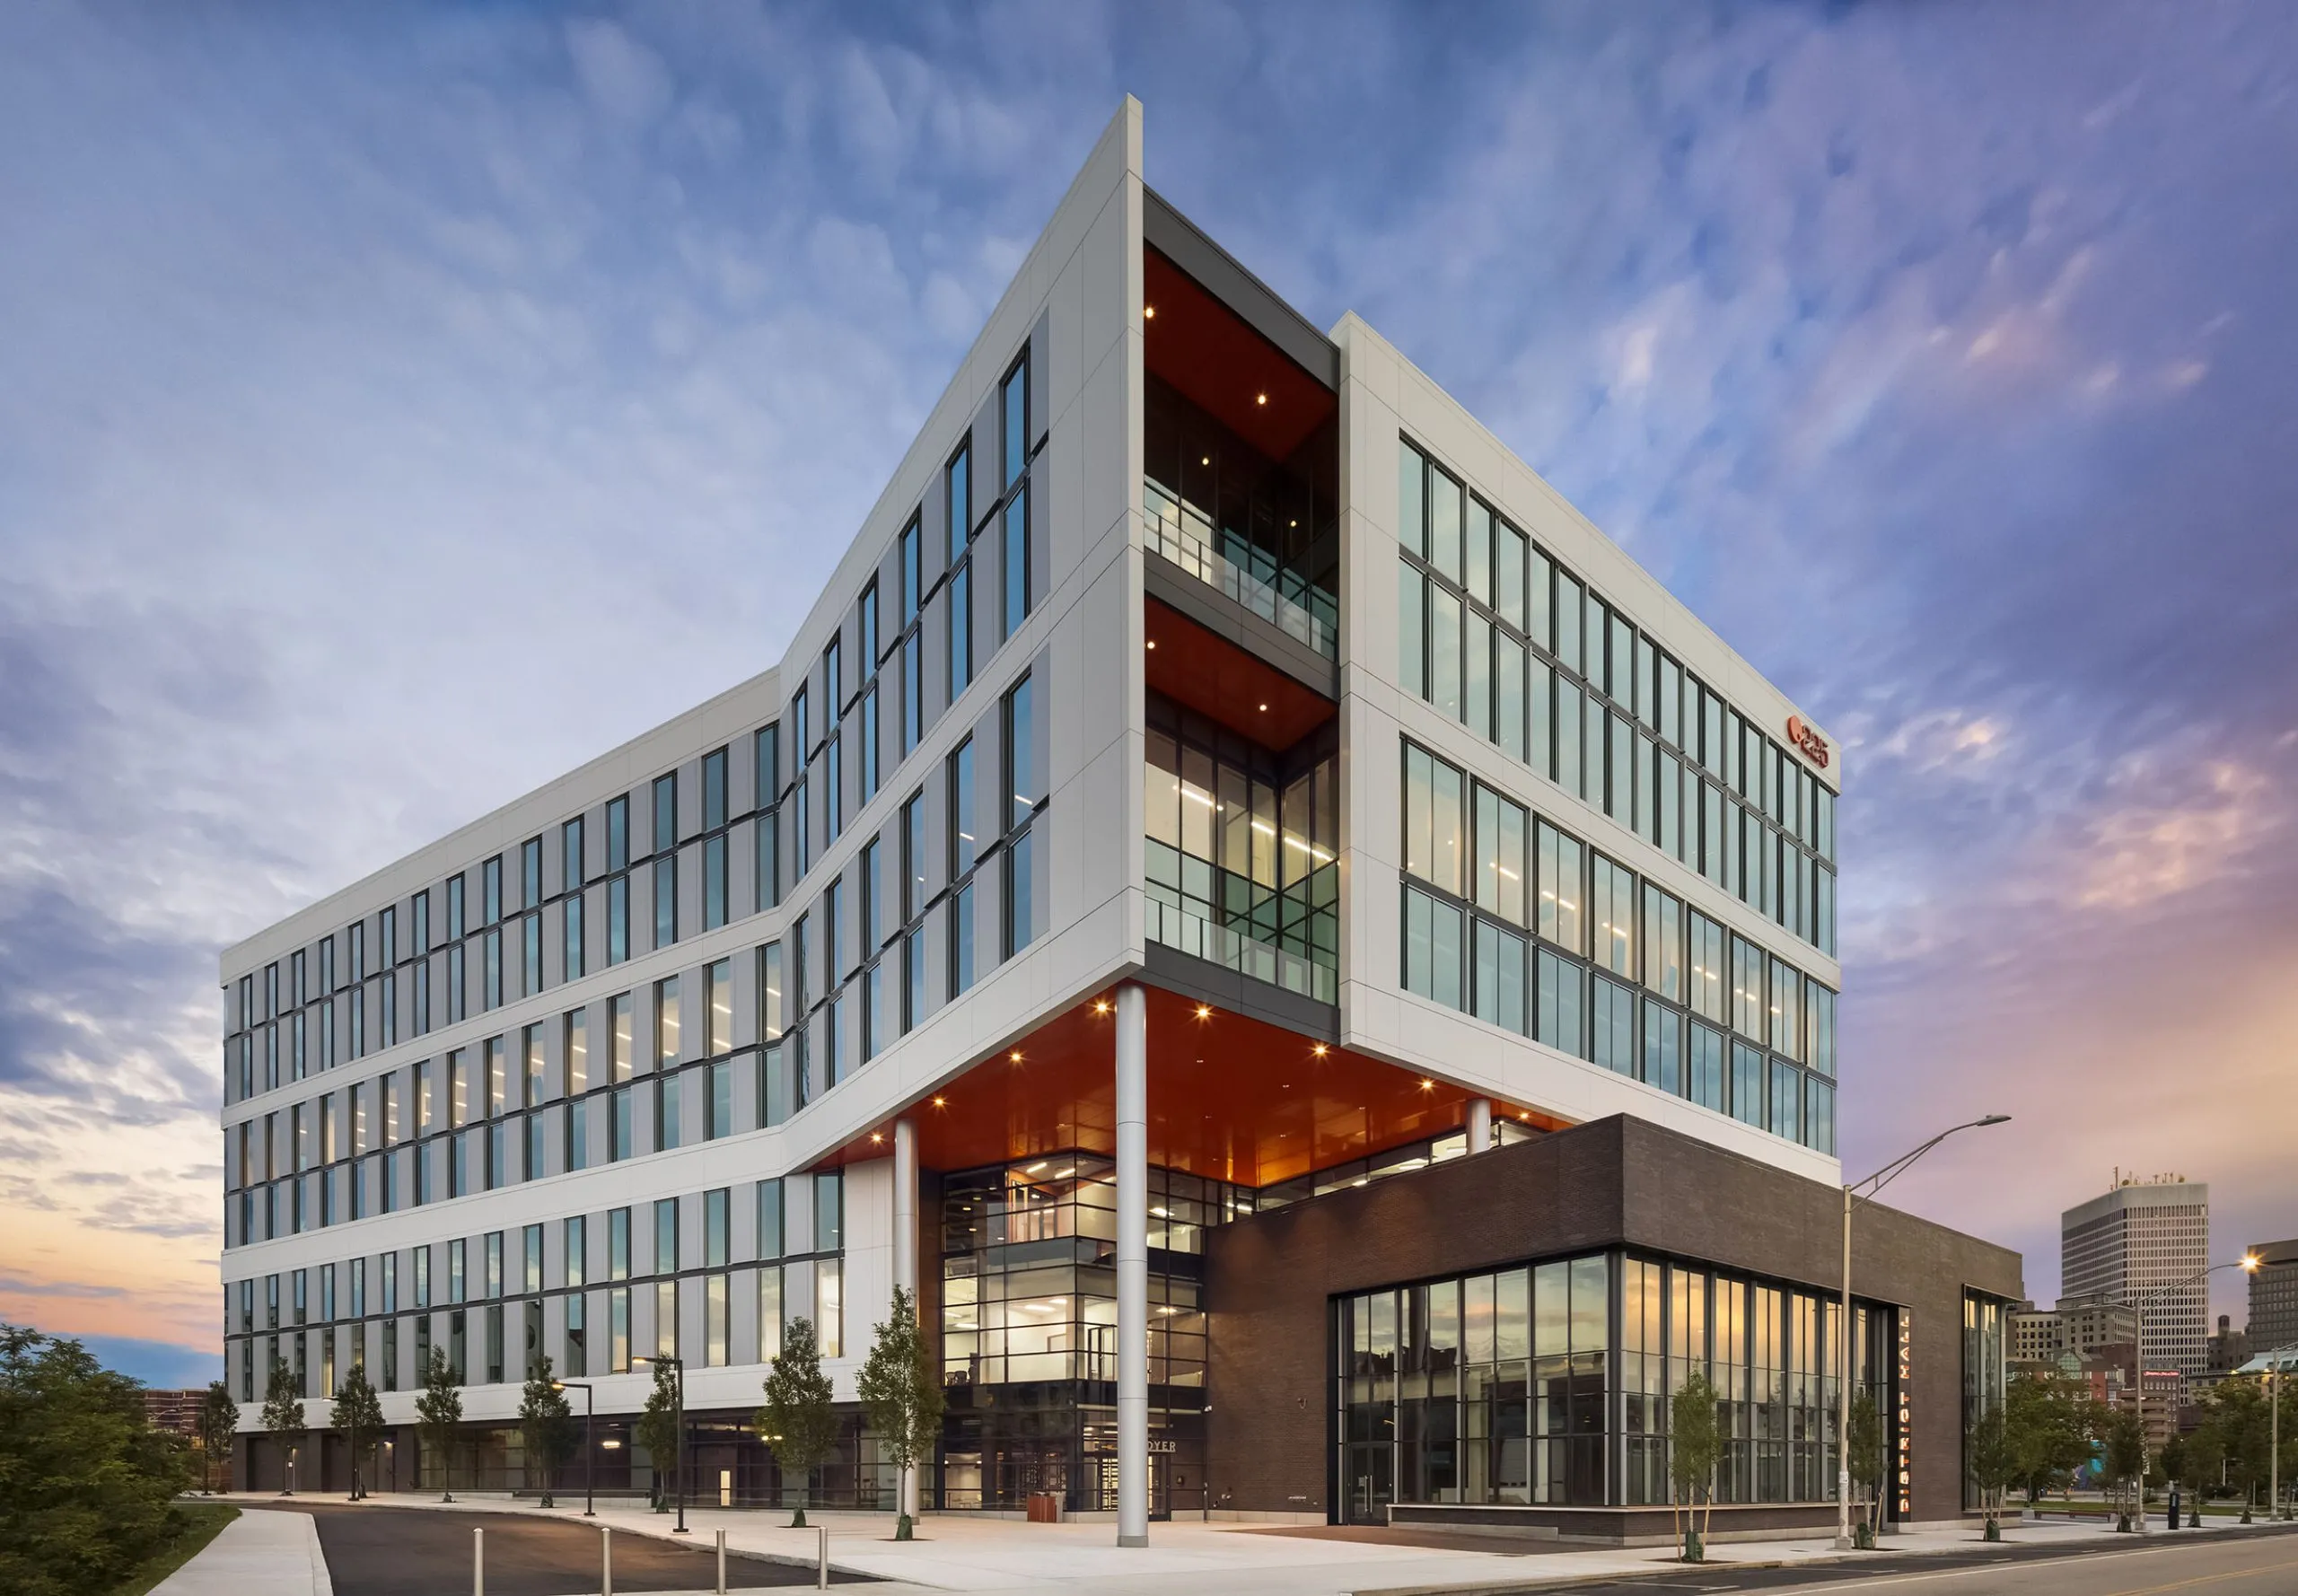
(635, 1355, 689, 1534)
(1835, 1115, 2013, 1551)
(2268, 1345, 2293, 1524)
(555, 1380, 595, 1518)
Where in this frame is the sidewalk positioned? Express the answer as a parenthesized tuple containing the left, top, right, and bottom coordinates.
(196, 1492, 2272, 1596)
(154, 1507, 332, 1596)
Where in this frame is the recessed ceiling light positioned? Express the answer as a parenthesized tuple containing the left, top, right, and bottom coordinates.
(1420, 1079, 1435, 1091)
(1146, 640, 1156, 650)
(1145, 305, 1155, 319)
(1311, 1044, 1328, 1057)
(933, 1096, 947, 1108)
(1010, 1049, 1024, 1062)
(1259, 703, 1267, 711)
(1200, 455, 1210, 466)
(1196, 1004, 1212, 1020)
(870, 1132, 883, 1143)
(1093, 999, 1111, 1014)
(1255, 393, 1267, 406)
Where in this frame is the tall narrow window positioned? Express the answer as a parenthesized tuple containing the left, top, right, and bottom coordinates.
(945, 443, 970, 565)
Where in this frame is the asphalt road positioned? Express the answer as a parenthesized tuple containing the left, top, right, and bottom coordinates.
(248, 1502, 862, 1594)
(1574, 1527, 2298, 1595)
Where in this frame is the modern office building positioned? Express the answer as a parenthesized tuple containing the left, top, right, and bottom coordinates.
(215, 101, 2019, 1539)
(2250, 1239, 2298, 1356)
(2061, 1178, 2210, 1377)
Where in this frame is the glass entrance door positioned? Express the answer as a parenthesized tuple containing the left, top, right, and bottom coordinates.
(1346, 1444, 1392, 1523)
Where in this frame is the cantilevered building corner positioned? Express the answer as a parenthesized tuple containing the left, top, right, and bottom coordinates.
(215, 100, 2016, 1540)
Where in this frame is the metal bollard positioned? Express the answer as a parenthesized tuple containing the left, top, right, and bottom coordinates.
(473, 1526, 484, 1596)
(715, 1528, 727, 1594)
(817, 1522, 829, 1590)
(601, 1525, 613, 1596)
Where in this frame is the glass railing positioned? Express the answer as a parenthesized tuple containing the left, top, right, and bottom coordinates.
(1145, 896, 1338, 1005)
(1143, 477, 1338, 660)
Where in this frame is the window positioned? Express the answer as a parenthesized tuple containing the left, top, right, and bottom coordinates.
(1592, 976, 1635, 1074)
(653, 772, 678, 855)
(1688, 912, 1726, 1023)
(655, 1074, 680, 1152)
(1003, 675, 1037, 957)
(1402, 884, 1461, 1009)
(1731, 1042, 1766, 1128)
(1536, 948, 1583, 1057)
(948, 561, 972, 696)
(1472, 919, 1527, 1033)
(610, 994, 634, 1083)
(1770, 1061, 1803, 1143)
(610, 1087, 634, 1162)
(1591, 855, 1636, 978)
(1688, 1023, 1726, 1110)
(757, 943, 784, 1042)
(1731, 936, 1767, 1043)
(1642, 999, 1681, 1092)
(1641, 885, 1683, 1002)
(1473, 782, 1527, 924)
(564, 1008, 588, 1094)
(948, 738, 976, 879)
(653, 858, 676, 949)
(1401, 742, 1464, 895)
(654, 978, 680, 1069)
(946, 442, 970, 564)
(951, 883, 974, 995)
(1536, 821, 1583, 953)
(483, 856, 503, 926)
(706, 960, 732, 1055)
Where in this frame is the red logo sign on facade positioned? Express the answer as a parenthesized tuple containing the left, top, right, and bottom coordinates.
(1785, 715, 1830, 769)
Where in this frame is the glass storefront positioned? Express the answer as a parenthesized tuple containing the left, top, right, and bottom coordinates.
(1335, 1252, 1894, 1521)
(937, 1153, 1251, 1513)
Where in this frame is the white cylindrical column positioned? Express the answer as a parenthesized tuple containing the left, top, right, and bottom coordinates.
(1467, 1098, 1493, 1155)
(892, 1116, 919, 1521)
(1115, 983, 1149, 1548)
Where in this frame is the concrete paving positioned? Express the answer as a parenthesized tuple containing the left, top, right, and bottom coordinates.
(181, 1493, 2298, 1596)
(153, 1506, 333, 1596)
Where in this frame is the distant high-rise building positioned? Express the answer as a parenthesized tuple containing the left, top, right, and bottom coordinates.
(2061, 1175, 2210, 1377)
(2250, 1239, 2298, 1355)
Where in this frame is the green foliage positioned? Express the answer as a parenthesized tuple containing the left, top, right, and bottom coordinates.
(757, 1316, 838, 1529)
(0, 1323, 194, 1596)
(196, 1381, 239, 1495)
(856, 1286, 945, 1539)
(330, 1366, 383, 1500)
(2101, 1403, 2145, 1529)
(517, 1355, 578, 1508)
(1668, 1372, 1721, 1562)
(414, 1346, 464, 1501)
(259, 1355, 305, 1490)
(1966, 1405, 2014, 1538)
(2002, 1372, 2100, 1507)
(634, 1360, 680, 1512)
(1848, 1389, 1888, 1546)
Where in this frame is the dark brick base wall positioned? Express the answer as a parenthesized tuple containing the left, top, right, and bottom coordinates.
(1203, 1114, 2022, 1525)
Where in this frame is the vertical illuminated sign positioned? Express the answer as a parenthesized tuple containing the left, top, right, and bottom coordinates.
(1896, 1311, 1915, 1518)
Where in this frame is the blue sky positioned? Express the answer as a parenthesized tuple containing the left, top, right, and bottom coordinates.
(4, 2, 2294, 1368)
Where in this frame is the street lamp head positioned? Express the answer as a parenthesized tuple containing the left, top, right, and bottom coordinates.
(2241, 1253, 2262, 1273)
(1977, 1114, 2013, 1127)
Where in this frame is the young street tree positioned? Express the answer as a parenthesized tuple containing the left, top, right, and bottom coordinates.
(757, 1315, 838, 1528)
(331, 1366, 383, 1501)
(1668, 1372, 1721, 1563)
(856, 1285, 945, 1540)
(1966, 1405, 2014, 1540)
(518, 1355, 578, 1508)
(1847, 1389, 1887, 1547)
(196, 1381, 239, 1495)
(634, 1360, 681, 1513)
(260, 1356, 305, 1495)
(414, 1346, 464, 1502)
(2102, 1404, 2145, 1531)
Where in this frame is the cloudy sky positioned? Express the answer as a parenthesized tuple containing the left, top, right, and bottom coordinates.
(4, 2, 2294, 1383)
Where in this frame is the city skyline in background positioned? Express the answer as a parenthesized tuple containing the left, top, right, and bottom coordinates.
(4, 3, 2296, 1387)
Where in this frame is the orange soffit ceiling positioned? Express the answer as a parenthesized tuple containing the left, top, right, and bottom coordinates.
(1145, 599, 1333, 747)
(829, 987, 1565, 1186)
(1144, 247, 1334, 462)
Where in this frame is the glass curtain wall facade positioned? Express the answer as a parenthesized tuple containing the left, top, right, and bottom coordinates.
(938, 1153, 1250, 1514)
(1336, 1253, 1894, 1524)
(1143, 692, 1338, 1004)
(1143, 373, 1339, 659)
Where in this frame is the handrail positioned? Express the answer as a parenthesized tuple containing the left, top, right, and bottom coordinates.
(1143, 478, 1338, 659)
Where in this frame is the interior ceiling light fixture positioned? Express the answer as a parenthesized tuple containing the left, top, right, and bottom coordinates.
(1311, 1043, 1329, 1057)
(933, 1097, 947, 1108)
(1196, 1004, 1213, 1020)
(870, 1132, 884, 1143)
(1144, 304, 1155, 319)
(1010, 1049, 1024, 1063)
(1419, 1079, 1436, 1091)
(1255, 392, 1267, 405)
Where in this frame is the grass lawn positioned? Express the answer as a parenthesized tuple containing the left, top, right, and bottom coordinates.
(112, 1501, 240, 1596)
